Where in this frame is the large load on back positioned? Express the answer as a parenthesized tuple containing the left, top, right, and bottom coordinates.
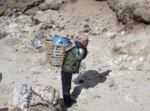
(45, 35, 72, 67)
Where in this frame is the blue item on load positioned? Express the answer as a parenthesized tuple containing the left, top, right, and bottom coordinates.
(51, 35, 72, 46)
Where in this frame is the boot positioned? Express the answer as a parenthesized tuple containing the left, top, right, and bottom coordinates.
(63, 95, 72, 107)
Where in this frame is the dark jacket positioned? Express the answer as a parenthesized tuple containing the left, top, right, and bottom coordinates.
(62, 42, 87, 73)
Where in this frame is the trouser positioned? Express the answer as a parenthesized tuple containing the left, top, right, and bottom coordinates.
(61, 71, 73, 106)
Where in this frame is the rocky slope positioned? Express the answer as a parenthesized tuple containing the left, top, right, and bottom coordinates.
(0, 0, 150, 111)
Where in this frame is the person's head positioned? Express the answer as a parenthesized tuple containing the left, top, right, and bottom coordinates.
(75, 34, 89, 48)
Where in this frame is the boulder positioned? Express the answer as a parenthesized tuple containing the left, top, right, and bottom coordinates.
(39, 0, 65, 11)
(133, 7, 150, 23)
(9, 84, 60, 111)
(31, 84, 60, 106)
(9, 84, 32, 111)
(107, 0, 150, 24)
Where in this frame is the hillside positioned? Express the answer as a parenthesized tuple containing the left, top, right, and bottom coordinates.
(0, 0, 150, 111)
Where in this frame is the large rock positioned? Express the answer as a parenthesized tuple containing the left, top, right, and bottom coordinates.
(133, 7, 150, 23)
(31, 84, 60, 106)
(9, 84, 60, 111)
(39, 0, 65, 11)
(107, 0, 150, 24)
(9, 84, 32, 111)
(0, 0, 65, 16)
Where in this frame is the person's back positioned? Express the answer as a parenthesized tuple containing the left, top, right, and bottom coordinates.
(62, 42, 87, 74)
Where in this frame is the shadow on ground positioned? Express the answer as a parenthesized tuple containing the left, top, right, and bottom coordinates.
(72, 70, 111, 99)
(0, 107, 8, 111)
(0, 72, 2, 83)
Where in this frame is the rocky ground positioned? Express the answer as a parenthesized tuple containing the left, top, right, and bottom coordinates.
(0, 0, 150, 111)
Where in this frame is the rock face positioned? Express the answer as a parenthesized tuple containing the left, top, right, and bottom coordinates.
(9, 84, 60, 111)
(107, 0, 150, 24)
(0, 0, 65, 16)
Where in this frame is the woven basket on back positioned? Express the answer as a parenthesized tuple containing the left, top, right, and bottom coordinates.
(45, 40, 65, 67)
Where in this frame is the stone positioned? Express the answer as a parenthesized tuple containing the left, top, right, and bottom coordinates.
(44, 0, 64, 10)
(83, 24, 91, 33)
(25, 6, 40, 16)
(0, 6, 6, 16)
(32, 32, 48, 49)
(107, 0, 150, 24)
(9, 84, 60, 111)
(32, 84, 60, 105)
(39, 0, 65, 10)
(33, 10, 52, 23)
(9, 84, 32, 111)
(133, 7, 150, 23)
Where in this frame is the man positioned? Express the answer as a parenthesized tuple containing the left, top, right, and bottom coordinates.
(61, 34, 89, 107)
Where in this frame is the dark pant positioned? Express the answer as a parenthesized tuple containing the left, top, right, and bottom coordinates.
(61, 71, 73, 106)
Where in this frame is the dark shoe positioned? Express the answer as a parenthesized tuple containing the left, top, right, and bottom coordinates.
(70, 98, 76, 105)
(63, 95, 72, 107)
(63, 96, 77, 108)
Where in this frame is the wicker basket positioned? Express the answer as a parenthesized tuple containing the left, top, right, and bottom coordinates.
(45, 40, 65, 67)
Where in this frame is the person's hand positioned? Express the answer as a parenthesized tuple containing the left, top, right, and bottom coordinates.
(64, 42, 75, 52)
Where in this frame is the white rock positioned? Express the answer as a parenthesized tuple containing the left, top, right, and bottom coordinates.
(32, 84, 60, 105)
(9, 84, 60, 110)
(9, 84, 32, 111)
